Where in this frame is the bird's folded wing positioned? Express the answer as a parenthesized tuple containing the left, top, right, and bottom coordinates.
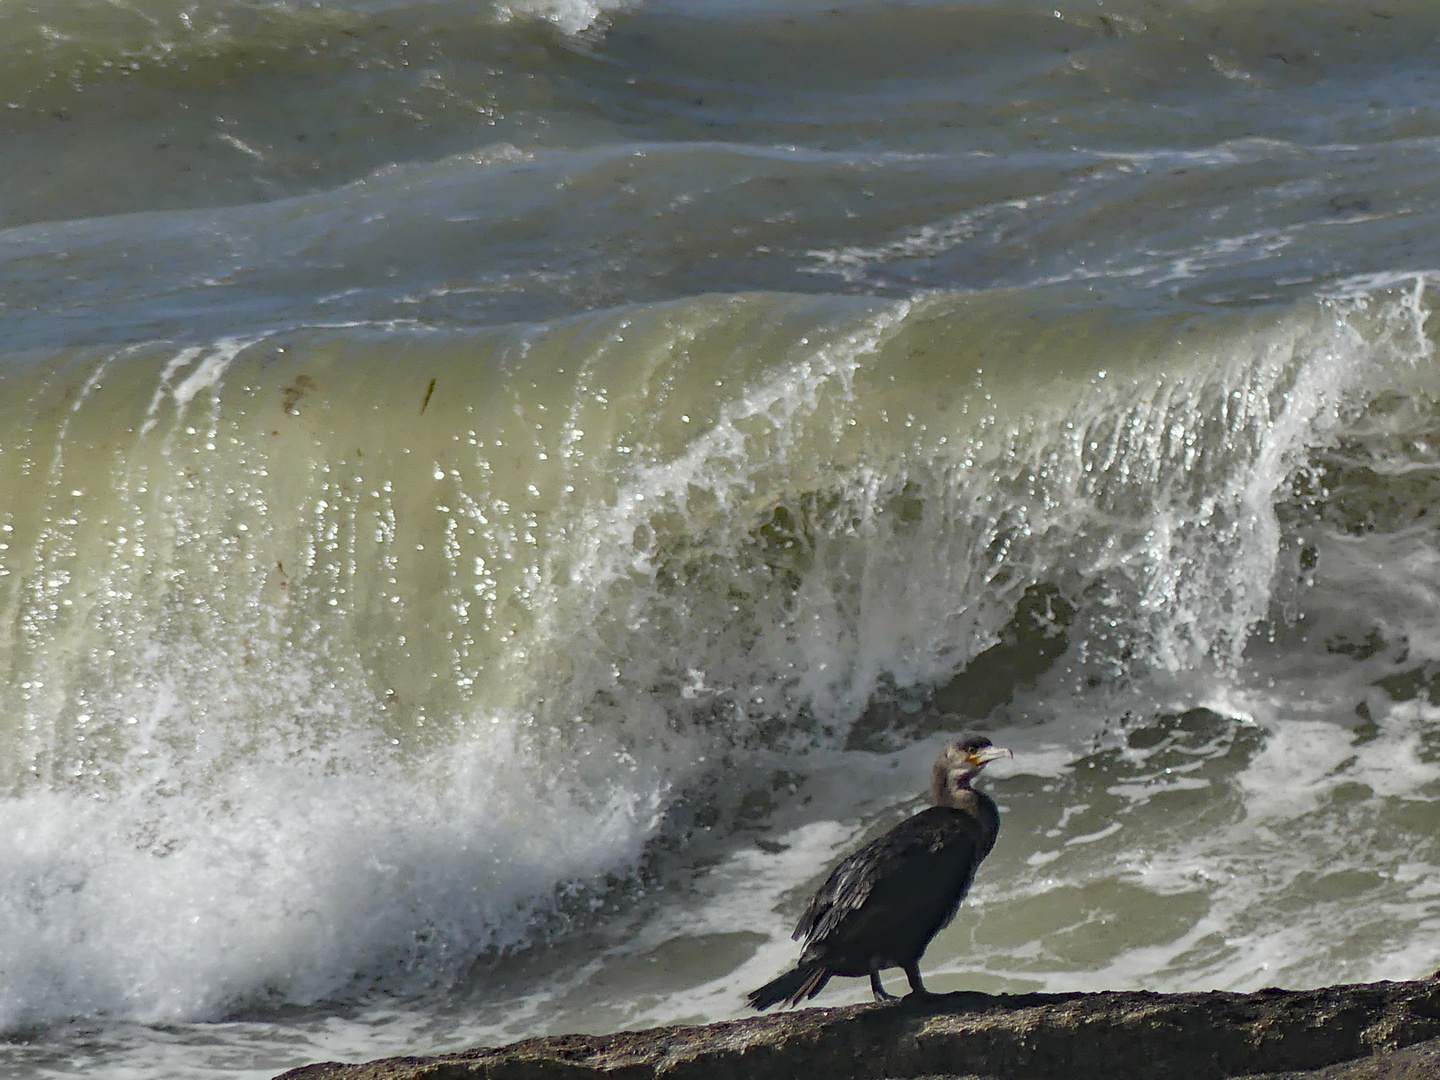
(793, 808, 984, 946)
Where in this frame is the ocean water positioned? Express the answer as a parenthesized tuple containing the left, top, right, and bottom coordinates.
(5, 0, 1440, 1076)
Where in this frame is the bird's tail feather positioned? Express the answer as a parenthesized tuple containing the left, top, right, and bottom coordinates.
(746, 962, 831, 1010)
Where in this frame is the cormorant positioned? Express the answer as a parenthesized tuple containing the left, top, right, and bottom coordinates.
(746, 735, 1010, 1009)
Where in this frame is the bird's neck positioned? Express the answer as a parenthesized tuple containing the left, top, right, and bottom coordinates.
(941, 786, 986, 817)
(931, 768, 978, 809)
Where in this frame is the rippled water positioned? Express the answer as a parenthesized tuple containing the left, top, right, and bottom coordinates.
(5, 1, 1440, 1077)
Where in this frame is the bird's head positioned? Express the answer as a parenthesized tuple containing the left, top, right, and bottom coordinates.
(932, 735, 1012, 806)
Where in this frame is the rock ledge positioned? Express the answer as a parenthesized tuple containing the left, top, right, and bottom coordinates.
(277, 979, 1440, 1080)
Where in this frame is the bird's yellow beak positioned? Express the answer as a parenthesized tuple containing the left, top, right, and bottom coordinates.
(969, 746, 1013, 767)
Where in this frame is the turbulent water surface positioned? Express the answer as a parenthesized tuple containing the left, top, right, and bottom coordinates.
(6, 0, 1440, 1076)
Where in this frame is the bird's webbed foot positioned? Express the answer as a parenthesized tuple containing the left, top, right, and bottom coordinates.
(902, 962, 932, 1000)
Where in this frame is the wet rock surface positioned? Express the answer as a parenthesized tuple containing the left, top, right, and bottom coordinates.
(275, 979, 1440, 1080)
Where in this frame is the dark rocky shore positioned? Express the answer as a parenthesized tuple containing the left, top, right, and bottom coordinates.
(277, 978, 1440, 1080)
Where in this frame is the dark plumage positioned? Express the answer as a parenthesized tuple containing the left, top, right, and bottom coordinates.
(746, 735, 1010, 1009)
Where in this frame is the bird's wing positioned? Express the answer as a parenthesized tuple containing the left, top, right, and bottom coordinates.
(793, 807, 985, 947)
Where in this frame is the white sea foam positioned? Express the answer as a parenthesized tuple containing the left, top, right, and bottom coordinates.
(0, 717, 666, 1031)
(492, 0, 634, 35)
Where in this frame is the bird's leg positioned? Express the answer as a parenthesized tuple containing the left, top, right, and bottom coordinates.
(902, 962, 932, 999)
(868, 959, 897, 1003)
